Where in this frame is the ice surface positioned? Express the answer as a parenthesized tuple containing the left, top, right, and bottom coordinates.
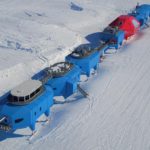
(0, 0, 150, 150)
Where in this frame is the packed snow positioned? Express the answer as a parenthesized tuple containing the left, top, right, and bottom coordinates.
(0, 0, 150, 150)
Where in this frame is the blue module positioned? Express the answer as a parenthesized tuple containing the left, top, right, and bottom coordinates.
(130, 4, 150, 27)
(0, 80, 53, 132)
(66, 45, 103, 77)
(100, 27, 125, 50)
(44, 62, 81, 98)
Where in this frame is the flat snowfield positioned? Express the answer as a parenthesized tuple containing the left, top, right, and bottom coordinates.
(0, 0, 150, 150)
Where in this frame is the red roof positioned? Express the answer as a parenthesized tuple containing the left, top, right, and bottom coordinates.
(110, 15, 140, 39)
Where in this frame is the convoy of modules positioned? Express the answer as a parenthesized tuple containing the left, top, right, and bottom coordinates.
(0, 4, 150, 134)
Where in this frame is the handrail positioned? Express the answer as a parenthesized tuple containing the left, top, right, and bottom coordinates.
(0, 117, 6, 123)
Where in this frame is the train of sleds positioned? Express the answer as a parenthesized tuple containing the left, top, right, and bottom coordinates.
(0, 4, 150, 136)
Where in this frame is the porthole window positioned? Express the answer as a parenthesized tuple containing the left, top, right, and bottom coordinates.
(34, 112, 36, 116)
(40, 107, 42, 111)
(15, 118, 24, 123)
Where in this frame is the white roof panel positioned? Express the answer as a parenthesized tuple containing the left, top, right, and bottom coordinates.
(11, 80, 42, 97)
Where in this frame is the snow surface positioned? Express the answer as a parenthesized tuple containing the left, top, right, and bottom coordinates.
(1, 0, 150, 150)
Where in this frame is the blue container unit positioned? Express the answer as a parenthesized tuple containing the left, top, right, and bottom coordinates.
(66, 45, 102, 77)
(0, 80, 53, 132)
(45, 62, 81, 99)
(100, 27, 125, 51)
(130, 4, 150, 27)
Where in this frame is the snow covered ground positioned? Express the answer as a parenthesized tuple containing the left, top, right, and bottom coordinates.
(0, 0, 150, 150)
(0, 0, 144, 96)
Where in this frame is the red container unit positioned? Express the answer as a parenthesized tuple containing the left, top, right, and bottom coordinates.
(109, 15, 140, 39)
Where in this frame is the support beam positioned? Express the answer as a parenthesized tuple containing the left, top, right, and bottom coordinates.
(77, 84, 89, 98)
(0, 117, 6, 123)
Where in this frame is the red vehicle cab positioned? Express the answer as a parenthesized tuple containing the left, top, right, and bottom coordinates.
(109, 15, 140, 39)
